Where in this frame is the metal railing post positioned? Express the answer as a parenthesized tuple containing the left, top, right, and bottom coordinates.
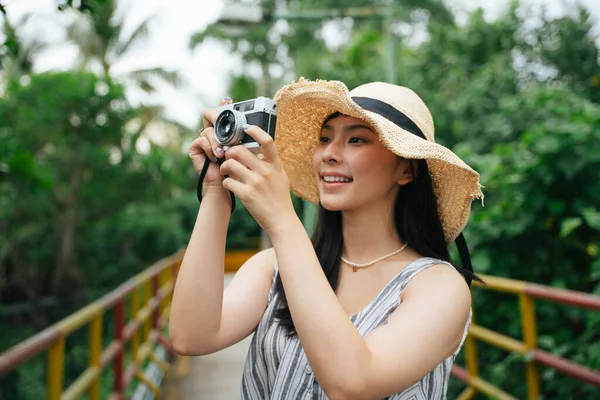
(152, 274, 160, 330)
(520, 294, 540, 400)
(113, 299, 125, 399)
(47, 337, 65, 400)
(89, 314, 103, 400)
(131, 289, 140, 362)
(465, 308, 479, 400)
(143, 279, 152, 339)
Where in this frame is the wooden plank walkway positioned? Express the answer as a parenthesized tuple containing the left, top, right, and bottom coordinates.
(164, 274, 251, 399)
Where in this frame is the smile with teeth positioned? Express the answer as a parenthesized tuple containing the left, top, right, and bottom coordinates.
(322, 176, 353, 183)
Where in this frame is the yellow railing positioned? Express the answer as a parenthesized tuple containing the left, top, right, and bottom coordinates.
(0, 249, 259, 399)
(3, 249, 599, 399)
(0, 251, 184, 399)
(452, 274, 600, 399)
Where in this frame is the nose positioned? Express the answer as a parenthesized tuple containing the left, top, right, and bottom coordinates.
(321, 138, 343, 164)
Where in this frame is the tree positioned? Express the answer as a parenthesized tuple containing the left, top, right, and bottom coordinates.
(0, 71, 171, 322)
(65, 0, 181, 94)
(530, 4, 600, 104)
(191, 1, 600, 397)
(1, 0, 107, 16)
(0, 15, 46, 79)
(189, 0, 457, 99)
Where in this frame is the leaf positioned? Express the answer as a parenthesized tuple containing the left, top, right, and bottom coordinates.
(591, 258, 600, 281)
(582, 208, 600, 230)
(560, 217, 582, 237)
(128, 67, 183, 90)
(547, 200, 566, 215)
(114, 17, 153, 57)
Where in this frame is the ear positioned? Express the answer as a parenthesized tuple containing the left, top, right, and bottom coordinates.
(396, 159, 418, 186)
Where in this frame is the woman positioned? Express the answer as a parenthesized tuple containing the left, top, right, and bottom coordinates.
(169, 78, 484, 399)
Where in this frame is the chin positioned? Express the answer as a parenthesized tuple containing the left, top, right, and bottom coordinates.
(319, 194, 354, 211)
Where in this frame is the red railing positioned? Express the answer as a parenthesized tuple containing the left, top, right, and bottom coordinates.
(452, 274, 600, 399)
(0, 249, 185, 400)
(3, 249, 599, 399)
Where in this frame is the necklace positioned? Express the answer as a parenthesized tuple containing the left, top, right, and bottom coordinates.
(341, 243, 409, 272)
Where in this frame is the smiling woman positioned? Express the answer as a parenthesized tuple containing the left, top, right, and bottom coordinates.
(169, 78, 484, 400)
(313, 112, 410, 212)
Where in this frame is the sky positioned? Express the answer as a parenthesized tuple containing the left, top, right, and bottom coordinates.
(3, 0, 600, 128)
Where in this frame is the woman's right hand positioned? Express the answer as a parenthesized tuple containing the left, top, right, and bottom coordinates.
(189, 97, 232, 188)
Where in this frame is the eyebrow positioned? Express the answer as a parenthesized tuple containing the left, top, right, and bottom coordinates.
(321, 123, 376, 134)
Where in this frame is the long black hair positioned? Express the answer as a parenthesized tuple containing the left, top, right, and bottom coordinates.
(273, 118, 482, 336)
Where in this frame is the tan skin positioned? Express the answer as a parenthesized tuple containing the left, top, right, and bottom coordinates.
(169, 99, 471, 400)
(315, 116, 423, 316)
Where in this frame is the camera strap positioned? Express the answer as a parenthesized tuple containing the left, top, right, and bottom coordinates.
(196, 157, 236, 214)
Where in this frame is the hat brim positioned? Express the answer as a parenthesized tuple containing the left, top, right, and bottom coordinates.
(273, 79, 483, 243)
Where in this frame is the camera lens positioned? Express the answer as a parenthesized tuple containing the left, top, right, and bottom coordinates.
(214, 109, 247, 146)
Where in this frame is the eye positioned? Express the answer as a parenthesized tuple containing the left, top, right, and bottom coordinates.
(349, 137, 366, 144)
(319, 136, 331, 144)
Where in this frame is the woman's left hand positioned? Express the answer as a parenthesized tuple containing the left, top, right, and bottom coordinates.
(220, 125, 297, 234)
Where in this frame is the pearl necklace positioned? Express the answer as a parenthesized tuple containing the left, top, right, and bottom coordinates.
(341, 243, 409, 272)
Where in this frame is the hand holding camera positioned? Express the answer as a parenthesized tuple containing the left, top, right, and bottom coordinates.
(191, 96, 278, 187)
(191, 95, 294, 232)
(219, 123, 296, 234)
(189, 97, 233, 189)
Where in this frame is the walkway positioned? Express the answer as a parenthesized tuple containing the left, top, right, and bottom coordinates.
(164, 274, 251, 399)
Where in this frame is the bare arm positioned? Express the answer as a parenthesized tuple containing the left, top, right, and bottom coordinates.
(168, 101, 275, 355)
(205, 247, 275, 354)
(270, 218, 471, 400)
(168, 188, 230, 354)
(213, 124, 471, 398)
(168, 192, 275, 355)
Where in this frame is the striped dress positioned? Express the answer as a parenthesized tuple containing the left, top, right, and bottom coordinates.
(240, 257, 471, 399)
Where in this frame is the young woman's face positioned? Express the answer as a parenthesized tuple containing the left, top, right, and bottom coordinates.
(312, 114, 412, 211)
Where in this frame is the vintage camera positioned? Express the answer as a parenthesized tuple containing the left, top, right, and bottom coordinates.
(214, 97, 277, 154)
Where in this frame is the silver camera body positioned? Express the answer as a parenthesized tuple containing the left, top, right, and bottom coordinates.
(214, 97, 277, 154)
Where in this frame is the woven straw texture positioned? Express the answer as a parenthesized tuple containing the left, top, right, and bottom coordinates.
(273, 78, 484, 243)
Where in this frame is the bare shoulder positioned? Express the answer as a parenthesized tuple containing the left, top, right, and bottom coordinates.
(245, 247, 276, 268)
(402, 262, 471, 310)
(236, 247, 276, 279)
(362, 263, 473, 396)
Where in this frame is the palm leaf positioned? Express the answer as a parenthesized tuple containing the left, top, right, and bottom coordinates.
(66, 18, 102, 64)
(128, 67, 183, 89)
(113, 16, 155, 57)
(1, 13, 47, 75)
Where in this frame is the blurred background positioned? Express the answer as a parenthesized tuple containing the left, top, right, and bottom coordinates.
(1, 0, 599, 398)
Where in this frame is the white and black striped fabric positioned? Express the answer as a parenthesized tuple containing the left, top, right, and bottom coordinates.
(240, 257, 471, 399)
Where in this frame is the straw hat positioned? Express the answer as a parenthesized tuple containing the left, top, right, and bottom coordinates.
(273, 78, 484, 243)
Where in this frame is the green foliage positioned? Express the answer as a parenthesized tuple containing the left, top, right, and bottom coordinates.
(0, 70, 215, 399)
(64, 0, 182, 93)
(462, 86, 600, 398)
(0, 1, 260, 398)
(531, 5, 600, 103)
(0, 72, 135, 302)
(2, 0, 600, 398)
(0, 0, 108, 15)
(56, 0, 109, 13)
(200, 0, 600, 397)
